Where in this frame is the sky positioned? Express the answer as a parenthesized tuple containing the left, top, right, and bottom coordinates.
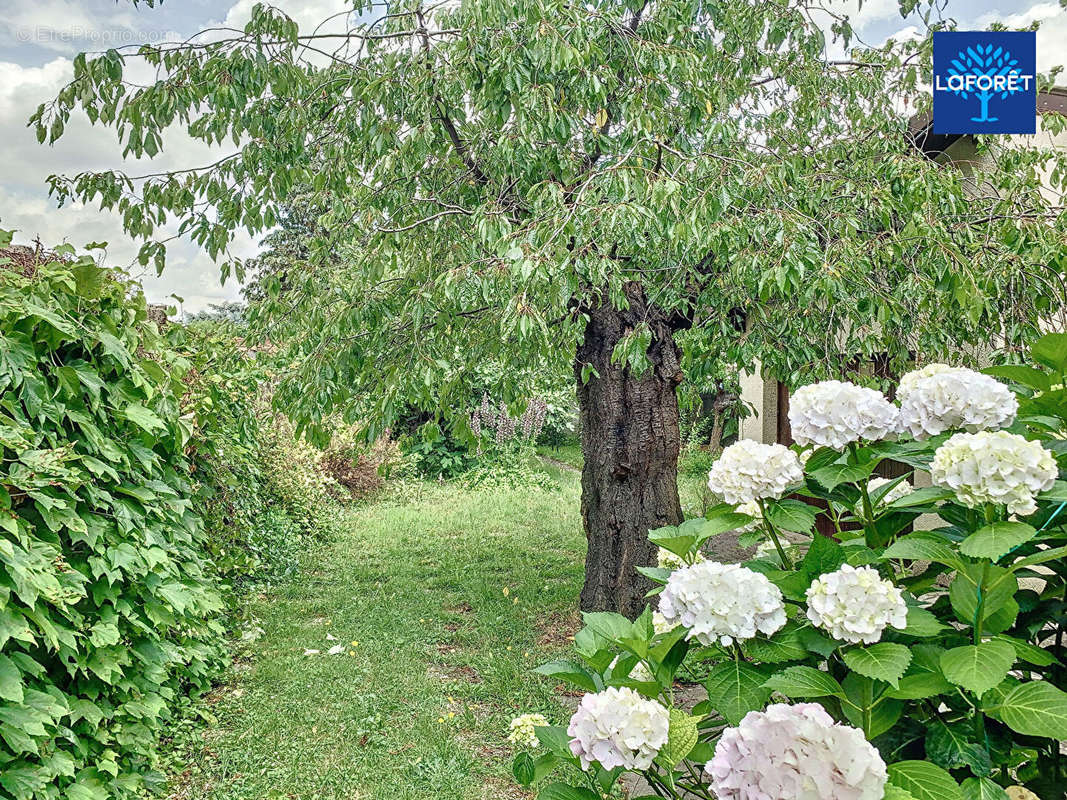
(0, 0, 1064, 312)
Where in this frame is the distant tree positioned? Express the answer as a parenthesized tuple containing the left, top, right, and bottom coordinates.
(184, 301, 247, 325)
(241, 190, 335, 305)
(35, 1, 1067, 615)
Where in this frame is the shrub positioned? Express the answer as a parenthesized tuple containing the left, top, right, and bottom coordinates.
(0, 238, 225, 800)
(318, 428, 397, 500)
(181, 323, 338, 587)
(514, 334, 1067, 800)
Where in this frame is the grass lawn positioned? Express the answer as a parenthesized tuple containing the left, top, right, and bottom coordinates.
(535, 441, 583, 471)
(168, 473, 585, 800)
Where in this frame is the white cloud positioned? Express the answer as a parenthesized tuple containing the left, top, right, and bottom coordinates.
(976, 3, 1067, 73)
(0, 0, 352, 312)
(0, 51, 249, 312)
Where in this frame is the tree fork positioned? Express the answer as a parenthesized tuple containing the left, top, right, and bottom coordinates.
(574, 283, 685, 618)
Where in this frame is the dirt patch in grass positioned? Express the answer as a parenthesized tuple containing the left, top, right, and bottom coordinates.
(535, 609, 580, 649)
(480, 775, 535, 800)
(428, 663, 484, 684)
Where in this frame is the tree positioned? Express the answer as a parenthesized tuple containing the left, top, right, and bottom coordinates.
(34, 1, 1067, 615)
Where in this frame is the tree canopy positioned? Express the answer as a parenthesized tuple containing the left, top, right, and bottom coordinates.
(34, 0, 1066, 439)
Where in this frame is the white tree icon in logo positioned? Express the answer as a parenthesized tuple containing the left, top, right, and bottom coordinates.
(945, 44, 1023, 123)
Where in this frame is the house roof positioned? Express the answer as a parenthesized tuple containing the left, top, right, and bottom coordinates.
(908, 86, 1067, 159)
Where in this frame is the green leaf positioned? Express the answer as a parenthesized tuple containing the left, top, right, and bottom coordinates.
(840, 672, 902, 738)
(0, 655, 24, 703)
(764, 499, 817, 533)
(841, 643, 912, 687)
(887, 487, 954, 509)
(1008, 545, 1067, 571)
(887, 761, 963, 800)
(122, 402, 166, 433)
(533, 660, 598, 693)
(704, 661, 771, 725)
(535, 726, 576, 761)
(940, 641, 1016, 697)
(959, 522, 1037, 560)
(884, 787, 919, 800)
(742, 624, 808, 663)
(763, 665, 844, 699)
(899, 606, 947, 638)
(982, 365, 1051, 392)
(656, 708, 699, 768)
(884, 532, 965, 570)
(811, 463, 871, 490)
(960, 777, 1009, 800)
(799, 532, 846, 578)
(1030, 332, 1067, 372)
(994, 681, 1067, 740)
(992, 634, 1060, 667)
(926, 722, 991, 776)
(537, 784, 599, 800)
(581, 612, 632, 644)
(513, 752, 536, 786)
(885, 671, 954, 700)
(949, 565, 1018, 628)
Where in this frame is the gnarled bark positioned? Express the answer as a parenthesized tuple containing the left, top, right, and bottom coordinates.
(575, 283, 685, 618)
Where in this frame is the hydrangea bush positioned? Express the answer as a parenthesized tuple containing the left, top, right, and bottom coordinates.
(511, 334, 1067, 800)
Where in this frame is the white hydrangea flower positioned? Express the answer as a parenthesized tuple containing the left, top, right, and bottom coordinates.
(706, 703, 888, 800)
(897, 366, 1017, 439)
(788, 380, 899, 450)
(707, 440, 804, 504)
(855, 477, 912, 514)
(896, 362, 956, 399)
(651, 611, 674, 636)
(806, 564, 907, 644)
(567, 687, 669, 771)
(657, 547, 705, 571)
(507, 713, 548, 748)
(659, 561, 787, 646)
(609, 654, 654, 683)
(735, 500, 763, 532)
(931, 431, 1057, 516)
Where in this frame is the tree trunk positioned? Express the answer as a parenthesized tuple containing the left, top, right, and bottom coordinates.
(575, 284, 685, 618)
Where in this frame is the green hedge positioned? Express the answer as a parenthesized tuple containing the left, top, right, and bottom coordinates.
(0, 241, 224, 800)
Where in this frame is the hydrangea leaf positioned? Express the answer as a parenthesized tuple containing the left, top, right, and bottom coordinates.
(960, 777, 1009, 800)
(992, 681, 1067, 740)
(704, 661, 771, 726)
(883, 533, 965, 571)
(656, 708, 699, 768)
(959, 522, 1037, 560)
(762, 665, 844, 699)
(887, 761, 963, 800)
(925, 722, 992, 776)
(899, 606, 947, 638)
(536, 783, 599, 800)
(763, 499, 816, 534)
(842, 643, 912, 688)
(940, 641, 1016, 697)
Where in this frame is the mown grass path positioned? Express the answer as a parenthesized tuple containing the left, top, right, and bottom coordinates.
(168, 475, 584, 800)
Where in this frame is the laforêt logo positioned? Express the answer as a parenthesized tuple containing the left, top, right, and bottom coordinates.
(933, 31, 1036, 135)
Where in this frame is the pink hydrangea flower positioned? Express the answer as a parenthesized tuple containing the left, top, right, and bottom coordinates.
(706, 703, 887, 800)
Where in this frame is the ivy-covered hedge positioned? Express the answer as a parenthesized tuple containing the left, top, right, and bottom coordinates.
(0, 239, 225, 800)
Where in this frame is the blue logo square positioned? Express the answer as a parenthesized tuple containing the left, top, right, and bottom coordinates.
(933, 31, 1036, 135)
